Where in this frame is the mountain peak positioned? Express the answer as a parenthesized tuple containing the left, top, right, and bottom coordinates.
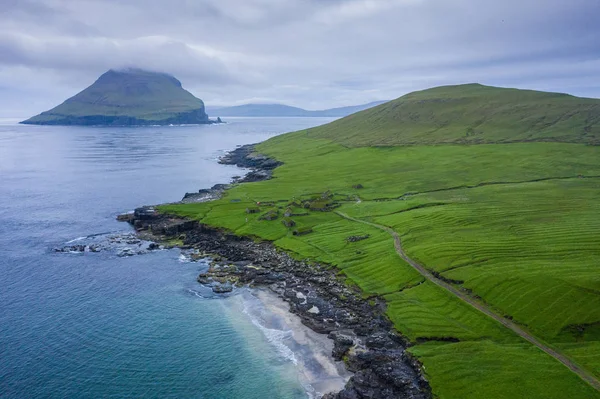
(97, 68, 183, 88)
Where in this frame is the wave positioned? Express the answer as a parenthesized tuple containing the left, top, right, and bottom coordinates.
(65, 236, 88, 244)
(186, 288, 205, 299)
(241, 296, 298, 365)
(65, 231, 120, 243)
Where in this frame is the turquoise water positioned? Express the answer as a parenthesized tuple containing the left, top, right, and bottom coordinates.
(0, 118, 334, 398)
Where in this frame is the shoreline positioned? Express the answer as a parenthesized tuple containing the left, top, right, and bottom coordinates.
(235, 288, 352, 398)
(118, 144, 431, 399)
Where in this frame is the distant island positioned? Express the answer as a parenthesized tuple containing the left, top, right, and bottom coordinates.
(206, 101, 387, 117)
(21, 68, 218, 126)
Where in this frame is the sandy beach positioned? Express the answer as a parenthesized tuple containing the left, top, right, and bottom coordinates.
(231, 288, 353, 398)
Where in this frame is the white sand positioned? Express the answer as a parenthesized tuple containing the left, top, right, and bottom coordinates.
(239, 288, 352, 398)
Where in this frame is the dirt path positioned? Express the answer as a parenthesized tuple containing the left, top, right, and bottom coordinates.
(335, 211, 600, 392)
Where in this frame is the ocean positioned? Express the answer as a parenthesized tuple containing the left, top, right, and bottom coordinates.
(0, 117, 342, 398)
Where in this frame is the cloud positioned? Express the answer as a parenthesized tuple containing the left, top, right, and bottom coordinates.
(0, 32, 240, 83)
(0, 0, 599, 116)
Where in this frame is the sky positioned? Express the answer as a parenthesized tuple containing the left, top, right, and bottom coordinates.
(1, 0, 599, 117)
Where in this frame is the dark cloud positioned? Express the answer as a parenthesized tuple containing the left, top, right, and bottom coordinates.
(1, 0, 599, 116)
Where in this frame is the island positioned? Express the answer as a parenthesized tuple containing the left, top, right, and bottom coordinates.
(121, 83, 600, 399)
(21, 68, 217, 126)
(206, 101, 387, 118)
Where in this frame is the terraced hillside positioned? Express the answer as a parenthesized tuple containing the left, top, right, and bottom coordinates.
(161, 84, 600, 398)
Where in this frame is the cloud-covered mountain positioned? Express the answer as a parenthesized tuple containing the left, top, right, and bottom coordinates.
(21, 68, 212, 125)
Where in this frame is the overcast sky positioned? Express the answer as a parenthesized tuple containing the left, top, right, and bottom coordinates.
(1, 0, 599, 117)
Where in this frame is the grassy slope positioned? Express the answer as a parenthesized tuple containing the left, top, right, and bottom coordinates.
(161, 84, 600, 398)
(25, 69, 205, 123)
(373, 179, 600, 342)
(302, 83, 600, 145)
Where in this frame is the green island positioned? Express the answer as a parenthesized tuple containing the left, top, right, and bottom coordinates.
(21, 68, 215, 126)
(161, 83, 600, 398)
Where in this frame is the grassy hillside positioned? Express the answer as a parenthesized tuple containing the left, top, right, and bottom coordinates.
(22, 68, 209, 125)
(299, 84, 600, 146)
(161, 84, 600, 398)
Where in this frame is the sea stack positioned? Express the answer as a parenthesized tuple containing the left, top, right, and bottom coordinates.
(21, 68, 214, 126)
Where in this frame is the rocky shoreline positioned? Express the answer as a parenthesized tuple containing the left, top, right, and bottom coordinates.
(178, 145, 282, 203)
(118, 144, 431, 399)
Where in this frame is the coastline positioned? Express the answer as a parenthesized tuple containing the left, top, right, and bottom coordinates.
(118, 144, 431, 399)
(233, 288, 352, 397)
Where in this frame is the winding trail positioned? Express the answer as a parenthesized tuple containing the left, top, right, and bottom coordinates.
(335, 211, 600, 392)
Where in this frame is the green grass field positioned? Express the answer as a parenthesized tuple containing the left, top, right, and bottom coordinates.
(160, 84, 600, 398)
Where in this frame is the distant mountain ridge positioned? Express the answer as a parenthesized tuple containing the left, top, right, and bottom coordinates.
(206, 101, 387, 117)
(22, 69, 214, 126)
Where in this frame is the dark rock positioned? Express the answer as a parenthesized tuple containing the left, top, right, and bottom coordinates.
(211, 184, 229, 191)
(347, 235, 370, 242)
(181, 185, 229, 203)
(242, 170, 272, 183)
(133, 206, 158, 220)
(116, 213, 134, 222)
(148, 243, 160, 250)
(217, 144, 281, 184)
(54, 244, 86, 253)
(366, 332, 397, 349)
(219, 145, 282, 170)
(212, 283, 233, 293)
(197, 274, 212, 285)
(329, 331, 355, 360)
(118, 248, 136, 257)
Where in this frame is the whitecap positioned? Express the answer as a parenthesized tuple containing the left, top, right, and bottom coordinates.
(186, 289, 205, 299)
(241, 298, 298, 365)
(66, 236, 87, 244)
